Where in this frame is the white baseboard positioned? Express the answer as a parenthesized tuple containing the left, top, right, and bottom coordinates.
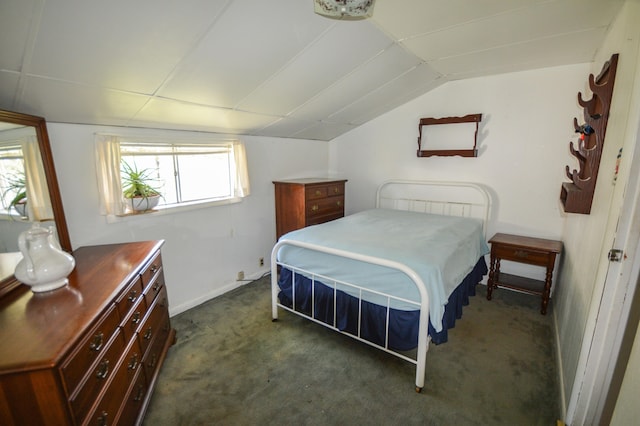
(168, 268, 270, 317)
(553, 307, 567, 421)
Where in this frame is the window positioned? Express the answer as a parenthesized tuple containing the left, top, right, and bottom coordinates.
(0, 133, 53, 221)
(95, 135, 250, 217)
(0, 144, 25, 216)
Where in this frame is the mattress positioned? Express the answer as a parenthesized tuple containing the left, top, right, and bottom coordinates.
(276, 208, 490, 332)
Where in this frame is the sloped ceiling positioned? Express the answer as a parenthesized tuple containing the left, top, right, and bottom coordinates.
(0, 0, 625, 141)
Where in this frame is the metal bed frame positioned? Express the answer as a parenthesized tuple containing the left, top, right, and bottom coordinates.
(270, 180, 491, 392)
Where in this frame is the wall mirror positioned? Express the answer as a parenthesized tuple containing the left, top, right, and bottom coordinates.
(0, 109, 71, 297)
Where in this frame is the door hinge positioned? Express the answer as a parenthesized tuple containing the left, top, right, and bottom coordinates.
(608, 249, 624, 262)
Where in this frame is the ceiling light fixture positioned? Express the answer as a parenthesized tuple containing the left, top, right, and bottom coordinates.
(313, 0, 376, 20)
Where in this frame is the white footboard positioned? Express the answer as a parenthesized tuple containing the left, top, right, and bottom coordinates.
(271, 239, 431, 392)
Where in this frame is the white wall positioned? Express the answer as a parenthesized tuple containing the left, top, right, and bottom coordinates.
(329, 63, 589, 275)
(46, 123, 329, 315)
(559, 1, 640, 421)
(611, 316, 640, 424)
(328, 3, 640, 421)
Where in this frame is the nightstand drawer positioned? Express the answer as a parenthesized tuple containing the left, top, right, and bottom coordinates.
(492, 245, 551, 266)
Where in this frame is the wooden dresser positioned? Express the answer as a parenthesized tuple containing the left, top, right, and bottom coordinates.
(0, 240, 176, 425)
(274, 178, 347, 240)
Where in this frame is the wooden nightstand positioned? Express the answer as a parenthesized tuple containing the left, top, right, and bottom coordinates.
(486, 233, 563, 314)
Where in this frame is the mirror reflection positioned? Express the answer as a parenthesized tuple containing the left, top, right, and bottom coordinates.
(0, 109, 71, 294)
(0, 122, 56, 254)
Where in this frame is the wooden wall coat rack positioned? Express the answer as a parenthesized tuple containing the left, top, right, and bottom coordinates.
(560, 53, 619, 214)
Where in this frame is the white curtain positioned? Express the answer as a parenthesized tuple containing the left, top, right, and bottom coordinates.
(232, 141, 250, 198)
(21, 136, 54, 221)
(95, 134, 125, 216)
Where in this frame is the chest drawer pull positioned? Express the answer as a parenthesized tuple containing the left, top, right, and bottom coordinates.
(147, 353, 158, 370)
(127, 290, 139, 303)
(97, 411, 108, 426)
(336, 201, 342, 207)
(96, 359, 110, 379)
(514, 250, 529, 259)
(128, 353, 139, 371)
(311, 204, 318, 211)
(131, 311, 142, 326)
(143, 327, 153, 340)
(89, 332, 104, 352)
(133, 384, 145, 402)
(152, 282, 162, 292)
(150, 264, 159, 274)
(315, 190, 322, 196)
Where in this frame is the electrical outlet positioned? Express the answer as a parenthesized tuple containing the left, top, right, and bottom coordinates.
(259, 257, 264, 267)
(237, 271, 244, 281)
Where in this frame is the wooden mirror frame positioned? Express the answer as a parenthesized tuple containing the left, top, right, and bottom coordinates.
(417, 114, 482, 157)
(0, 109, 71, 297)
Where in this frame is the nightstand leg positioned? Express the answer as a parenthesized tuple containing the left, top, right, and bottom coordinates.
(541, 267, 553, 315)
(487, 257, 500, 300)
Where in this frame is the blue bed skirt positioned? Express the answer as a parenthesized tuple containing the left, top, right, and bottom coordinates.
(277, 257, 487, 349)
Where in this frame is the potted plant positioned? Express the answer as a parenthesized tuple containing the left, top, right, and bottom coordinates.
(2, 171, 27, 217)
(121, 161, 162, 212)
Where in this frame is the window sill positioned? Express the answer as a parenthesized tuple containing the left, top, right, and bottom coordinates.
(105, 197, 243, 224)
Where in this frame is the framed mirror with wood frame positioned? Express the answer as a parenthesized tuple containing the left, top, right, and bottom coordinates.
(0, 109, 71, 298)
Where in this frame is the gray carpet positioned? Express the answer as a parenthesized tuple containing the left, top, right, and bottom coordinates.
(143, 275, 560, 425)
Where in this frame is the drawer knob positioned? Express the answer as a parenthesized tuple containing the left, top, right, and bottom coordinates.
(96, 359, 110, 379)
(312, 204, 319, 211)
(150, 264, 159, 274)
(153, 281, 161, 292)
(514, 250, 529, 259)
(315, 190, 322, 196)
(148, 353, 158, 369)
(132, 311, 141, 325)
(97, 411, 108, 426)
(333, 187, 339, 193)
(336, 201, 341, 207)
(144, 327, 153, 340)
(128, 353, 139, 370)
(128, 290, 138, 303)
(89, 332, 104, 352)
(133, 384, 145, 402)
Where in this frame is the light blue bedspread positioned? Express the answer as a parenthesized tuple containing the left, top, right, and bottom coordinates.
(277, 208, 489, 332)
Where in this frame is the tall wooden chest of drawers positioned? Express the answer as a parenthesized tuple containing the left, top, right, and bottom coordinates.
(274, 178, 347, 240)
(0, 240, 176, 425)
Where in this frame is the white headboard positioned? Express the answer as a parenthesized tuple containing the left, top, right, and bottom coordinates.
(376, 180, 491, 236)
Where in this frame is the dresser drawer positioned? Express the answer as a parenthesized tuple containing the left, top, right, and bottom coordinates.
(305, 196, 344, 218)
(142, 309, 172, 382)
(61, 305, 120, 395)
(69, 328, 127, 423)
(305, 183, 344, 201)
(305, 185, 328, 200)
(121, 295, 148, 342)
(493, 244, 551, 266)
(84, 337, 144, 426)
(138, 286, 169, 357)
(144, 269, 166, 308)
(140, 251, 163, 288)
(115, 275, 144, 320)
(117, 366, 148, 426)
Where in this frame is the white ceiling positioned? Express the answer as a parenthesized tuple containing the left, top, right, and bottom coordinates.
(0, 0, 625, 141)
